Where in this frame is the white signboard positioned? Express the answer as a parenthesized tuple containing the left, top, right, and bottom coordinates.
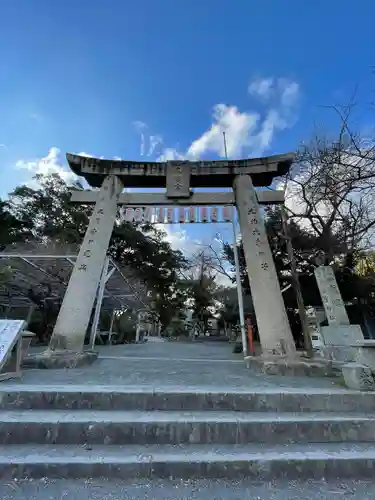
(121, 206, 234, 224)
(0, 320, 25, 368)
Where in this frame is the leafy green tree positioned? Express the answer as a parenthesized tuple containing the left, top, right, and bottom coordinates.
(8, 174, 90, 246)
(0, 199, 33, 250)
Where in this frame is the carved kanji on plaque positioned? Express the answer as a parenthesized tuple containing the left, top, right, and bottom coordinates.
(166, 162, 191, 198)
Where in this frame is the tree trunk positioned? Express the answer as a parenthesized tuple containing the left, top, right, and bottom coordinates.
(281, 207, 313, 358)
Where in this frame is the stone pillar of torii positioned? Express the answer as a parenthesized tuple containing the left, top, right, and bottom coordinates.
(48, 153, 297, 359)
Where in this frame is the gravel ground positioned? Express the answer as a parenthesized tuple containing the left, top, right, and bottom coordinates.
(1, 478, 375, 499)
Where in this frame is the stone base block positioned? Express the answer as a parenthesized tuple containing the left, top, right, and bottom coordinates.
(355, 347, 375, 370)
(22, 350, 99, 370)
(321, 325, 363, 346)
(244, 355, 338, 378)
(342, 363, 375, 391)
(320, 345, 357, 364)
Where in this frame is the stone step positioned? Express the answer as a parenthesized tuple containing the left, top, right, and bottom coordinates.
(1, 443, 375, 479)
(1, 386, 374, 412)
(1, 410, 375, 445)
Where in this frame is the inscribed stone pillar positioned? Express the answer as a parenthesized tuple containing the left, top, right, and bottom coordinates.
(314, 266, 350, 326)
(50, 175, 123, 352)
(314, 266, 363, 360)
(233, 174, 296, 356)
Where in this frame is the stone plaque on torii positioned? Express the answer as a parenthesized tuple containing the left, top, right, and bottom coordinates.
(48, 152, 297, 360)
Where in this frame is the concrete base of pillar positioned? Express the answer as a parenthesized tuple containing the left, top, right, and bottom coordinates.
(245, 354, 339, 378)
(342, 362, 375, 391)
(23, 350, 99, 370)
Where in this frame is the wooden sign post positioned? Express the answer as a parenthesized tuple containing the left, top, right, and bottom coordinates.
(0, 320, 26, 381)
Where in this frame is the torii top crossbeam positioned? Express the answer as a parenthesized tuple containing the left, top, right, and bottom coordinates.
(67, 152, 293, 189)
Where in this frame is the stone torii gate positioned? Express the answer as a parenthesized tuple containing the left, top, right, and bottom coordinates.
(48, 153, 297, 362)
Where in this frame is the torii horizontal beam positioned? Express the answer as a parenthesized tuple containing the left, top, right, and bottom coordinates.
(70, 190, 285, 206)
(67, 152, 294, 189)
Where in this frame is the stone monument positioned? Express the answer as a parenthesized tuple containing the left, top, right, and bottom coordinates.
(314, 266, 363, 363)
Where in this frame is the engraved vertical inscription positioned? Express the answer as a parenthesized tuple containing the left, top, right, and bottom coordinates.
(314, 266, 350, 326)
(166, 162, 191, 198)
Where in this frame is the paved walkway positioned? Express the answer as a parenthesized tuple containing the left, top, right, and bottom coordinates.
(1, 478, 375, 500)
(5, 341, 343, 391)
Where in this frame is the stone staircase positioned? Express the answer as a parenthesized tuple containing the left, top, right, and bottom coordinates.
(1, 386, 375, 479)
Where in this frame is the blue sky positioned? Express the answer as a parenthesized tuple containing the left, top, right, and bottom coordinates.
(1, 0, 375, 263)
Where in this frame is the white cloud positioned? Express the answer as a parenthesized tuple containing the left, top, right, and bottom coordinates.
(156, 223, 201, 256)
(30, 113, 42, 121)
(279, 79, 300, 108)
(251, 109, 287, 157)
(134, 77, 300, 162)
(148, 135, 163, 157)
(77, 151, 94, 158)
(133, 121, 147, 156)
(16, 147, 77, 184)
(187, 104, 259, 159)
(133, 122, 164, 158)
(129, 75, 301, 273)
(249, 76, 300, 106)
(158, 147, 185, 162)
(248, 77, 274, 100)
(77, 152, 117, 160)
(137, 76, 300, 163)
